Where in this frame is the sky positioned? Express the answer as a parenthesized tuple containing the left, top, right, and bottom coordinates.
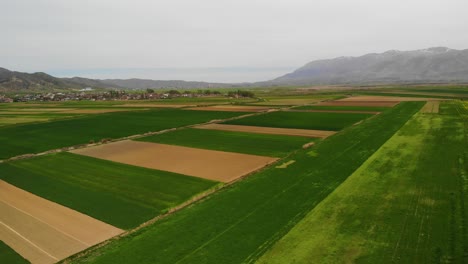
(1, 0, 467, 82)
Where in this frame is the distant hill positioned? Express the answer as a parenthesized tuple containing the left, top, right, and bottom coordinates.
(0, 67, 72, 91)
(0, 68, 231, 91)
(270, 47, 468, 85)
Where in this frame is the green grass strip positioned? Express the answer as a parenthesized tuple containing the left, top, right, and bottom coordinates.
(223, 111, 373, 131)
(292, 105, 391, 112)
(137, 128, 314, 157)
(0, 241, 29, 264)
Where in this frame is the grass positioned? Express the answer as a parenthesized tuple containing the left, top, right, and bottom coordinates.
(258, 101, 467, 263)
(136, 128, 314, 157)
(66, 101, 424, 264)
(292, 105, 391, 112)
(0, 153, 218, 229)
(0, 109, 246, 159)
(0, 242, 29, 264)
(223, 111, 374, 131)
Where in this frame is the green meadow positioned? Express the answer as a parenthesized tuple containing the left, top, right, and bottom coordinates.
(137, 128, 314, 157)
(224, 111, 374, 131)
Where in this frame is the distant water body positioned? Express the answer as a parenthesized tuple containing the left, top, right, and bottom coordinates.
(48, 67, 295, 83)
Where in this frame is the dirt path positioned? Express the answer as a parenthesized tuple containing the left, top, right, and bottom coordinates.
(195, 123, 336, 138)
(420, 101, 440, 113)
(71, 140, 278, 183)
(0, 181, 123, 264)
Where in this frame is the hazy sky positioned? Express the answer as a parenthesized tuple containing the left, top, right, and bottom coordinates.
(1, 0, 467, 82)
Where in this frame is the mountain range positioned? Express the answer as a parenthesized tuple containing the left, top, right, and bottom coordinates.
(1, 47, 468, 91)
(270, 47, 468, 85)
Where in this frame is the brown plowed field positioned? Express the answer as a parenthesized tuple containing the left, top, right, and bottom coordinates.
(0, 181, 123, 264)
(71, 140, 278, 182)
(195, 123, 336, 138)
(186, 105, 271, 112)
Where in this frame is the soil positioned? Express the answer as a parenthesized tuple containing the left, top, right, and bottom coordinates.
(195, 123, 336, 138)
(70, 140, 278, 183)
(0, 181, 123, 264)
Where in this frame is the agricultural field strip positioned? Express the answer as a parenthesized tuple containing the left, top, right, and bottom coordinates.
(0, 180, 123, 264)
(338, 95, 432, 102)
(137, 128, 314, 157)
(257, 101, 466, 263)
(223, 111, 374, 131)
(194, 123, 336, 138)
(291, 105, 393, 112)
(71, 140, 278, 183)
(0, 109, 260, 161)
(184, 105, 273, 112)
(285, 109, 381, 114)
(0, 152, 219, 230)
(420, 101, 440, 113)
(65, 102, 424, 264)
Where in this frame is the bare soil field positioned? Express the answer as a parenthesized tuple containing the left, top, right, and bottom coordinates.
(420, 101, 440, 113)
(195, 123, 336, 138)
(186, 105, 271, 112)
(0, 180, 123, 264)
(71, 140, 278, 182)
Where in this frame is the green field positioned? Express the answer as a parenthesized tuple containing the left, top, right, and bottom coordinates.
(258, 101, 467, 263)
(137, 128, 314, 157)
(0, 153, 218, 229)
(67, 102, 423, 264)
(292, 105, 392, 112)
(223, 111, 374, 131)
(0, 109, 246, 159)
(0, 242, 29, 264)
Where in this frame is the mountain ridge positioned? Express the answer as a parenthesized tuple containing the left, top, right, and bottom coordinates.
(269, 47, 468, 85)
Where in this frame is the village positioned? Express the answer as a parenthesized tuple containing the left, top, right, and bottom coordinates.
(0, 89, 255, 103)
